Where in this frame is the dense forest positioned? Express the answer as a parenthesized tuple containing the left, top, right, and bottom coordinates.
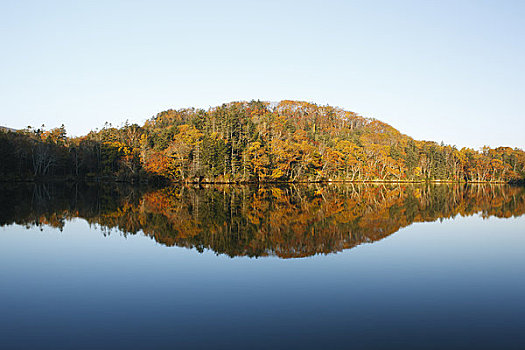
(1, 100, 524, 183)
(1, 183, 524, 258)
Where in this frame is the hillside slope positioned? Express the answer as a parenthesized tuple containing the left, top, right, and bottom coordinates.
(1, 100, 524, 183)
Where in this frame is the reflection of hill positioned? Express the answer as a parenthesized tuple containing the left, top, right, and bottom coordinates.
(1, 183, 524, 258)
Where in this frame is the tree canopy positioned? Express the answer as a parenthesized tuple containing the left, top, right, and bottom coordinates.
(1, 100, 524, 183)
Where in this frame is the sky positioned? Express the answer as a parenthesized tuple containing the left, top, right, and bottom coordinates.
(1, 0, 524, 149)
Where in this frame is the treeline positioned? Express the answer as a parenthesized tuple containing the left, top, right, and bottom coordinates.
(1, 183, 524, 258)
(0, 124, 147, 182)
(1, 100, 525, 183)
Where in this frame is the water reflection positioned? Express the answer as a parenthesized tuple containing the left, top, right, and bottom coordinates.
(1, 183, 524, 258)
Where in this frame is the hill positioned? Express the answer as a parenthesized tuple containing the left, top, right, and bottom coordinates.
(1, 100, 524, 183)
(0, 126, 16, 132)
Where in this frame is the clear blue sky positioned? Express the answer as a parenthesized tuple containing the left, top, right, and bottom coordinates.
(1, 0, 524, 149)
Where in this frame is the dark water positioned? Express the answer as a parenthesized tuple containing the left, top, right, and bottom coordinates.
(1, 183, 524, 349)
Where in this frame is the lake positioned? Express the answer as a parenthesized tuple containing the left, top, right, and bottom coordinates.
(1, 183, 524, 349)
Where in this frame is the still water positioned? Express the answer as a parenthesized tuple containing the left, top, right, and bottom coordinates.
(1, 183, 524, 349)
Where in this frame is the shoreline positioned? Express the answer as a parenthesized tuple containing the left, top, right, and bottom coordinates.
(0, 178, 522, 186)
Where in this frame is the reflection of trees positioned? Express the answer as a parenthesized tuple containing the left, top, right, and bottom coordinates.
(0, 183, 144, 231)
(1, 184, 524, 258)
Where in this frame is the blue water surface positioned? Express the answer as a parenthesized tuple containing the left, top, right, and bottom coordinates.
(1, 215, 524, 349)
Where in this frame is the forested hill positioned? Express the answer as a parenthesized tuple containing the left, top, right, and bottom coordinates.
(1, 100, 524, 183)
